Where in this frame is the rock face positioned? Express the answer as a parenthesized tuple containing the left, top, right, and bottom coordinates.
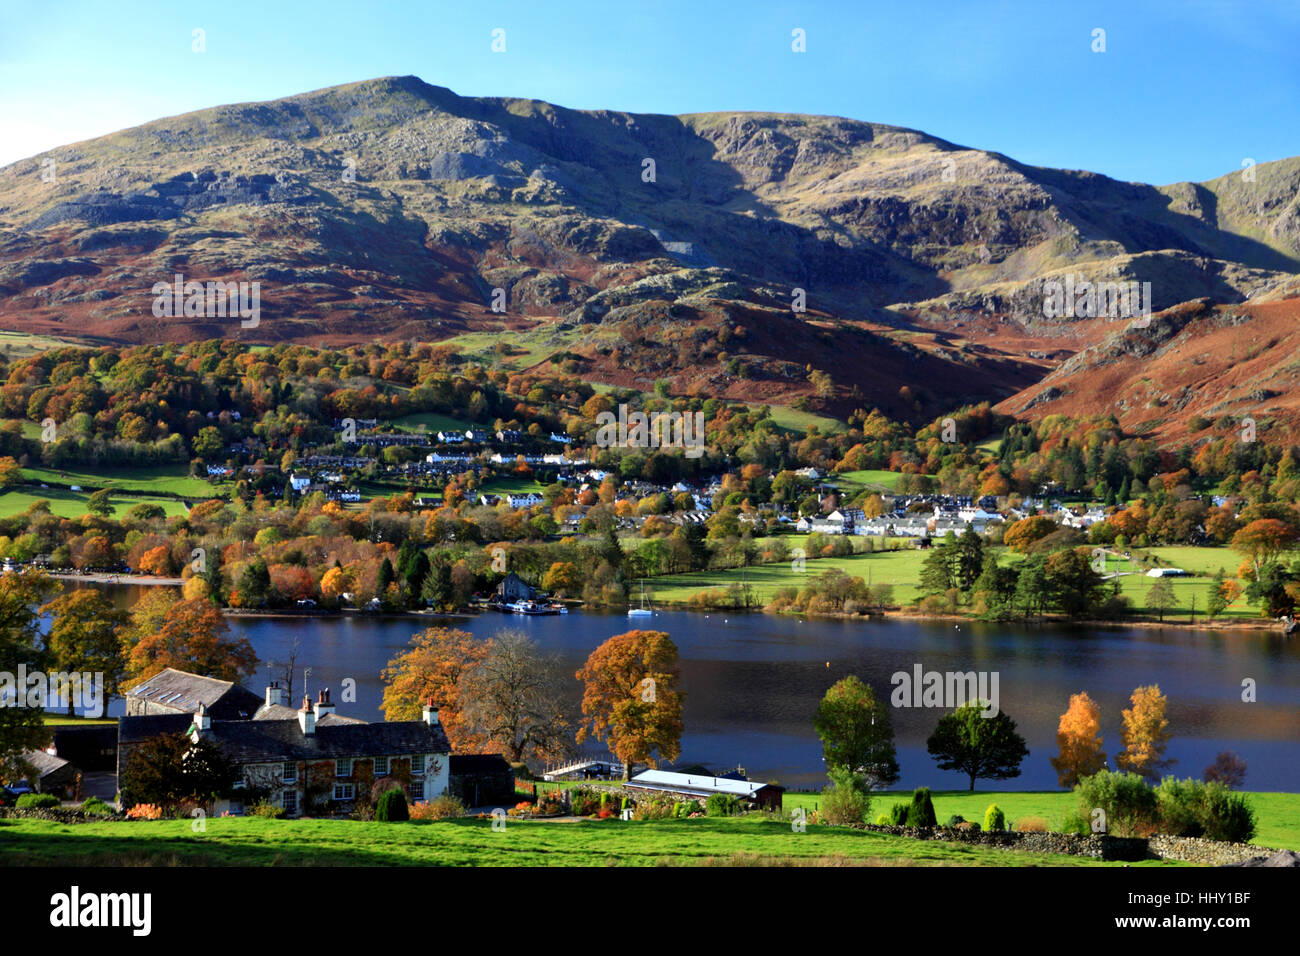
(0, 75, 1297, 420)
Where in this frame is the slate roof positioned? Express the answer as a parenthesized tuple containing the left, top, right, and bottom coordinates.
(253, 702, 364, 725)
(626, 769, 782, 799)
(22, 749, 71, 779)
(125, 668, 262, 719)
(195, 717, 450, 762)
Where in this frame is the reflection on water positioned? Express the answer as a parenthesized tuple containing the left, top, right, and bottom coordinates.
(78, 582, 1300, 792)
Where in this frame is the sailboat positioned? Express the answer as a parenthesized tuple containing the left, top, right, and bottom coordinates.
(627, 580, 653, 618)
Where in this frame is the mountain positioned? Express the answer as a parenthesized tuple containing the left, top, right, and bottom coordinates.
(1, 76, 1297, 425)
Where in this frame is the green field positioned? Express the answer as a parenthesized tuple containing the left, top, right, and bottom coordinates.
(0, 488, 190, 520)
(650, 547, 933, 606)
(759, 405, 848, 436)
(20, 465, 216, 498)
(833, 469, 902, 492)
(0, 814, 1172, 867)
(40, 715, 116, 726)
(780, 790, 1299, 850)
(389, 411, 483, 434)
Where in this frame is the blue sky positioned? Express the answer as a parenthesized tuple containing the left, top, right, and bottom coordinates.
(2, 0, 1297, 183)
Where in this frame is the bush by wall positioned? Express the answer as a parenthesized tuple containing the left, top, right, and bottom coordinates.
(906, 787, 937, 828)
(983, 804, 1005, 831)
(375, 788, 409, 822)
(15, 793, 59, 810)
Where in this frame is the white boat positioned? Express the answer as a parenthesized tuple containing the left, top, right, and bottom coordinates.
(627, 580, 653, 618)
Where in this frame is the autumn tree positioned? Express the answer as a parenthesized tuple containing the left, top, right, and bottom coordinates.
(0, 570, 59, 782)
(461, 630, 573, 764)
(926, 700, 1029, 791)
(119, 731, 238, 811)
(1116, 685, 1174, 782)
(126, 599, 258, 685)
(39, 590, 130, 708)
(813, 675, 899, 788)
(575, 629, 683, 779)
(380, 627, 489, 751)
(1231, 518, 1298, 575)
(1049, 692, 1108, 788)
(1145, 577, 1179, 622)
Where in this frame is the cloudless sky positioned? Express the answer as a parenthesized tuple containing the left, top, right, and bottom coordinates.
(2, 0, 1297, 183)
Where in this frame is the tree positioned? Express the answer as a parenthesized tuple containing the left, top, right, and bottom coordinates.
(575, 629, 683, 779)
(461, 630, 572, 764)
(85, 488, 114, 518)
(380, 627, 489, 751)
(812, 675, 899, 788)
(1116, 684, 1174, 782)
(0, 570, 59, 782)
(926, 700, 1029, 791)
(119, 731, 237, 810)
(236, 558, 271, 608)
(1049, 692, 1108, 788)
(126, 599, 258, 685)
(39, 590, 130, 709)
(1205, 569, 1229, 619)
(1203, 751, 1247, 789)
(919, 535, 956, 594)
(1231, 518, 1298, 575)
(1145, 577, 1179, 622)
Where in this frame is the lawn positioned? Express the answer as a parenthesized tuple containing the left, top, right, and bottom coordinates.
(389, 411, 483, 434)
(780, 790, 1300, 850)
(650, 546, 933, 606)
(758, 405, 848, 436)
(20, 464, 216, 498)
(40, 715, 116, 726)
(0, 814, 1172, 867)
(833, 469, 902, 492)
(0, 488, 189, 520)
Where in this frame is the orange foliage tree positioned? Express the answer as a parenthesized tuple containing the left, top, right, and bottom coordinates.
(575, 629, 683, 779)
(1048, 692, 1108, 788)
(126, 599, 258, 684)
(380, 627, 489, 752)
(1115, 685, 1174, 782)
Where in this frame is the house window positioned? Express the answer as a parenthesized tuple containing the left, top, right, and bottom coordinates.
(335, 758, 352, 777)
(282, 790, 298, 814)
(333, 783, 355, 801)
(282, 762, 297, 783)
(409, 780, 424, 800)
(411, 754, 426, 774)
(374, 756, 389, 777)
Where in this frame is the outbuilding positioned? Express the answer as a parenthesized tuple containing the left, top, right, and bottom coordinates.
(625, 769, 784, 811)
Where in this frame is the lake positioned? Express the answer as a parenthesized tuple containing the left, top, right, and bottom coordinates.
(90, 595, 1298, 792)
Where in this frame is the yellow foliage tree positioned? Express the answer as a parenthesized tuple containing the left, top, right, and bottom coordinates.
(1116, 685, 1174, 781)
(1048, 692, 1108, 787)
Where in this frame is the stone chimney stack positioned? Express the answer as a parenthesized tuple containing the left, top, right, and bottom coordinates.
(266, 680, 287, 708)
(421, 699, 440, 727)
(313, 688, 335, 720)
(194, 702, 211, 732)
(298, 695, 315, 736)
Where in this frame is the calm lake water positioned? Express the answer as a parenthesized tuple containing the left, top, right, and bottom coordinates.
(82, 581, 1300, 792)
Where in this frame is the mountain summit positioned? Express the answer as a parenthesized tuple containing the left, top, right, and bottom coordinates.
(1, 76, 1297, 425)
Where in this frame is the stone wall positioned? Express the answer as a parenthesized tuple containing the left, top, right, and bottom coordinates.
(0, 806, 124, 823)
(850, 822, 1149, 861)
(1147, 834, 1280, 866)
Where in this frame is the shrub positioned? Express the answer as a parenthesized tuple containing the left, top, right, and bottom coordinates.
(1060, 810, 1091, 835)
(705, 793, 741, 817)
(15, 793, 59, 809)
(80, 796, 114, 816)
(983, 804, 1006, 831)
(125, 803, 163, 820)
(1014, 816, 1048, 832)
(570, 789, 600, 816)
(633, 794, 676, 820)
(945, 814, 965, 828)
(1075, 770, 1158, 837)
(820, 770, 871, 825)
(248, 799, 285, 819)
(875, 813, 890, 825)
(1156, 777, 1255, 842)
(409, 795, 466, 821)
(905, 787, 937, 828)
(375, 788, 409, 822)
(888, 802, 910, 826)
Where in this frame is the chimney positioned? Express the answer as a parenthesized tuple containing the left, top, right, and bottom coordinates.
(422, 699, 440, 727)
(298, 695, 315, 735)
(266, 680, 287, 708)
(314, 688, 335, 720)
(194, 702, 211, 732)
